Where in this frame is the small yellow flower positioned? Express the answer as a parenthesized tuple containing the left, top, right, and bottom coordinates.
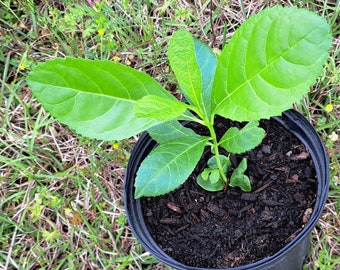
(325, 103, 333, 112)
(98, 28, 105, 36)
(19, 65, 25, 70)
(64, 208, 73, 216)
(113, 143, 120, 150)
(112, 56, 119, 62)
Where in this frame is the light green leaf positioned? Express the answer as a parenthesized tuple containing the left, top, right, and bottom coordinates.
(196, 155, 230, 192)
(27, 57, 173, 140)
(219, 121, 265, 154)
(209, 170, 221, 184)
(134, 136, 209, 198)
(207, 155, 231, 172)
(230, 158, 251, 192)
(147, 120, 198, 144)
(193, 38, 217, 116)
(134, 94, 190, 120)
(212, 5, 331, 121)
(197, 171, 225, 192)
(168, 30, 202, 108)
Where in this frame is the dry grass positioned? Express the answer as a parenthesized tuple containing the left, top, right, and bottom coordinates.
(1, 0, 339, 269)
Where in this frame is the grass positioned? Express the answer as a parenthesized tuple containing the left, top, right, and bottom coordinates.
(0, 0, 339, 269)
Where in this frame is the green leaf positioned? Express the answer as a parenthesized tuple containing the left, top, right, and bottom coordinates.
(212, 5, 331, 121)
(147, 120, 198, 144)
(134, 94, 190, 120)
(219, 121, 265, 154)
(168, 30, 202, 108)
(193, 38, 217, 116)
(197, 170, 224, 192)
(196, 155, 230, 192)
(230, 158, 251, 192)
(27, 57, 173, 140)
(134, 136, 209, 198)
(207, 155, 231, 171)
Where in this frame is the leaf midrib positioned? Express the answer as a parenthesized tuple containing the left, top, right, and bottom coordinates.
(137, 137, 208, 194)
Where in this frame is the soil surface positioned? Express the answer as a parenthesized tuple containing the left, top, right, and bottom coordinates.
(141, 116, 317, 268)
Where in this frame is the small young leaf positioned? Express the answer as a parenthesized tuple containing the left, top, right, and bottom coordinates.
(168, 30, 202, 108)
(27, 58, 172, 141)
(230, 158, 251, 192)
(212, 5, 332, 121)
(147, 120, 198, 144)
(134, 136, 209, 198)
(207, 155, 231, 172)
(197, 172, 225, 192)
(210, 169, 221, 184)
(219, 121, 265, 154)
(134, 95, 190, 120)
(200, 168, 211, 180)
(196, 155, 230, 192)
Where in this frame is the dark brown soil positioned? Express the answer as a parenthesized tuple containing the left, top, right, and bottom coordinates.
(141, 117, 317, 268)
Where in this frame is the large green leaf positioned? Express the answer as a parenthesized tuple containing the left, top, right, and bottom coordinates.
(27, 58, 174, 140)
(168, 30, 202, 109)
(134, 135, 209, 198)
(134, 94, 190, 120)
(147, 120, 198, 144)
(219, 121, 265, 154)
(212, 5, 331, 121)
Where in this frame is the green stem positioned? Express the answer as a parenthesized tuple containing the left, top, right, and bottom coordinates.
(205, 116, 229, 186)
(188, 106, 229, 188)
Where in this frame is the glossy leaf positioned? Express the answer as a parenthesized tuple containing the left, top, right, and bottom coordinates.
(134, 94, 190, 120)
(212, 5, 332, 121)
(193, 38, 217, 116)
(134, 136, 209, 198)
(147, 120, 198, 144)
(168, 30, 202, 109)
(219, 121, 265, 154)
(230, 158, 251, 192)
(27, 57, 173, 140)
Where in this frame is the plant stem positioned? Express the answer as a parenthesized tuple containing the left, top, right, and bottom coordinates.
(191, 106, 229, 188)
(205, 116, 229, 186)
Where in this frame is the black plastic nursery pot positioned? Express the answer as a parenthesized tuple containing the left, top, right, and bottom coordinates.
(124, 109, 330, 270)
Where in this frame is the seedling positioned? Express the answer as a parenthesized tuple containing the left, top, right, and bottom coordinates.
(27, 6, 331, 198)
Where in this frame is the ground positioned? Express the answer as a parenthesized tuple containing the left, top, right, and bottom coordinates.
(0, 0, 339, 269)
